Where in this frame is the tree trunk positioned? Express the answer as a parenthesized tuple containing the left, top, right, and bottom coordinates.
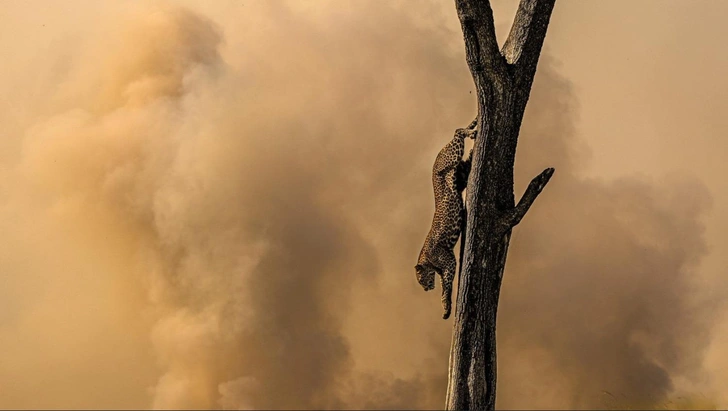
(446, 1, 557, 409)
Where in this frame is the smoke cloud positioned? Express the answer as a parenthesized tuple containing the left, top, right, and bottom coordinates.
(0, 1, 724, 409)
(499, 56, 718, 408)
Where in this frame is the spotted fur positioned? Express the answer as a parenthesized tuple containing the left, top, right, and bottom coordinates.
(416, 118, 476, 319)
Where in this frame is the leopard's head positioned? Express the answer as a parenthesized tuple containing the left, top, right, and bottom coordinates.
(415, 263, 436, 291)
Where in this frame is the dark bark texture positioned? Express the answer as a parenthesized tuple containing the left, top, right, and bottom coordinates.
(446, 1, 556, 410)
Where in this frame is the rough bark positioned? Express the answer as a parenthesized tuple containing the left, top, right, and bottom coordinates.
(445, 1, 557, 410)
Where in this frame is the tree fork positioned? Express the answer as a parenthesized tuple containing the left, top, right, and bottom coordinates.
(446, 1, 557, 410)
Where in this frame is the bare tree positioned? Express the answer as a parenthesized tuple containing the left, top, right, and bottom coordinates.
(446, 1, 557, 409)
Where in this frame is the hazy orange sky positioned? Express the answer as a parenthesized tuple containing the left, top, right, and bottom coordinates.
(0, 1, 726, 409)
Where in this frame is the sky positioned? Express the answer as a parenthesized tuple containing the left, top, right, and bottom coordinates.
(0, 0, 726, 409)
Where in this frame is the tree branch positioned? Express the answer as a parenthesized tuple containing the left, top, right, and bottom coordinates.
(502, 0, 557, 67)
(455, 0, 507, 84)
(501, 167, 554, 229)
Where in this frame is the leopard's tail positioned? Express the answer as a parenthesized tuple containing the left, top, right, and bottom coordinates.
(454, 202, 467, 318)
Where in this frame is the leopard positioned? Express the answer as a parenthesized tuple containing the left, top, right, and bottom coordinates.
(416, 117, 477, 319)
